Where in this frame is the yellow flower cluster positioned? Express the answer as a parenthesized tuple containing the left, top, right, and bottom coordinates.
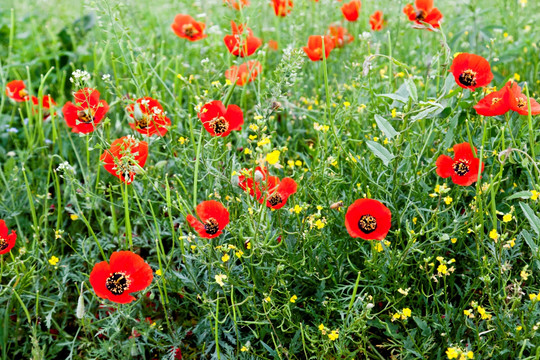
(392, 308, 412, 321)
(446, 347, 474, 360)
(318, 324, 339, 341)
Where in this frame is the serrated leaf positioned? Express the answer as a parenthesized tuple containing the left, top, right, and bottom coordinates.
(366, 140, 395, 166)
(519, 202, 540, 236)
(374, 114, 398, 140)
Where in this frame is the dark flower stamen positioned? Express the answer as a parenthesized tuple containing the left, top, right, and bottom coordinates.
(183, 24, 197, 38)
(77, 109, 95, 124)
(106, 272, 130, 295)
(204, 218, 220, 235)
(452, 160, 470, 176)
(0, 237, 8, 251)
(209, 116, 230, 135)
(358, 214, 377, 234)
(459, 69, 477, 87)
(267, 193, 283, 206)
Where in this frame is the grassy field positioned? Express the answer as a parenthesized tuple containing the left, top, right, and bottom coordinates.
(1, 0, 540, 359)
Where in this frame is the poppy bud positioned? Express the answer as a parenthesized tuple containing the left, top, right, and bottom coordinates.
(272, 101, 282, 110)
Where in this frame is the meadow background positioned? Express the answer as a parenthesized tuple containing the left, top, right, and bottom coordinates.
(1, 0, 540, 359)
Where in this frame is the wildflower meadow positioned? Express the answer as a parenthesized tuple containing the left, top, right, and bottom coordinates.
(2, 0, 540, 358)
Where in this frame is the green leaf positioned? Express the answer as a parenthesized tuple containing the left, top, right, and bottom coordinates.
(506, 191, 532, 201)
(366, 140, 395, 166)
(374, 114, 398, 140)
(405, 78, 418, 103)
(521, 230, 538, 256)
(519, 202, 540, 236)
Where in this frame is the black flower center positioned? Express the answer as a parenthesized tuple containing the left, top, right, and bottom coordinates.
(491, 97, 501, 105)
(452, 160, 470, 176)
(459, 69, 477, 87)
(267, 193, 283, 206)
(358, 214, 377, 234)
(115, 160, 134, 182)
(77, 109, 95, 124)
(183, 24, 197, 38)
(209, 116, 229, 135)
(415, 10, 427, 21)
(204, 218, 220, 235)
(136, 114, 151, 129)
(106, 272, 130, 295)
(516, 98, 527, 109)
(0, 237, 8, 251)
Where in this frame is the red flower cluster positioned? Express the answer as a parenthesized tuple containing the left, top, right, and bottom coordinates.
(224, 0, 249, 10)
(63, 88, 109, 134)
(345, 199, 391, 240)
(6, 80, 29, 102)
(0, 220, 17, 255)
(327, 25, 354, 49)
(225, 60, 262, 86)
(474, 81, 540, 116)
(186, 200, 230, 239)
(403, 0, 443, 28)
(198, 100, 244, 137)
(100, 136, 149, 184)
(238, 167, 298, 210)
(436, 142, 484, 186)
(171, 14, 207, 42)
(126, 97, 171, 137)
(89, 251, 153, 304)
(450, 53, 493, 91)
(224, 21, 262, 57)
(369, 11, 385, 31)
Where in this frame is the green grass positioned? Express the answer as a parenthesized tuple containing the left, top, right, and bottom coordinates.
(1, 0, 540, 359)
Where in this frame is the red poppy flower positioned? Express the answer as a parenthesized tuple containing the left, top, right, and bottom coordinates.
(225, 60, 262, 86)
(369, 10, 385, 31)
(31, 95, 57, 119)
(436, 142, 484, 186)
(89, 251, 153, 304)
(224, 0, 249, 9)
(171, 14, 207, 42)
(508, 81, 540, 116)
(303, 35, 334, 61)
(100, 136, 149, 184)
(450, 53, 493, 91)
(403, 0, 442, 28)
(272, 0, 293, 16)
(0, 220, 17, 255)
(186, 200, 230, 239)
(238, 167, 297, 209)
(341, 0, 361, 21)
(198, 100, 243, 137)
(268, 40, 279, 51)
(473, 83, 511, 116)
(62, 88, 109, 134)
(6, 80, 29, 102)
(126, 97, 171, 136)
(327, 25, 353, 49)
(224, 21, 263, 57)
(345, 199, 391, 240)
(263, 176, 297, 209)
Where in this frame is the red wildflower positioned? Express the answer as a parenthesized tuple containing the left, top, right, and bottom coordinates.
(0, 220, 17, 255)
(268, 40, 279, 51)
(126, 97, 171, 137)
(272, 0, 293, 16)
(62, 88, 109, 134)
(31, 95, 57, 118)
(303, 35, 334, 61)
(345, 199, 391, 240)
(225, 60, 262, 86)
(238, 167, 297, 209)
(171, 14, 207, 42)
(341, 0, 361, 21)
(403, 0, 443, 28)
(174, 347, 182, 360)
(508, 81, 540, 116)
(369, 11, 385, 31)
(186, 200, 230, 239)
(100, 136, 149, 184)
(473, 83, 511, 116)
(89, 251, 153, 304)
(6, 80, 29, 102)
(198, 100, 243, 137)
(327, 25, 353, 49)
(436, 142, 484, 186)
(450, 53, 493, 91)
(223, 21, 263, 57)
(224, 0, 249, 9)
